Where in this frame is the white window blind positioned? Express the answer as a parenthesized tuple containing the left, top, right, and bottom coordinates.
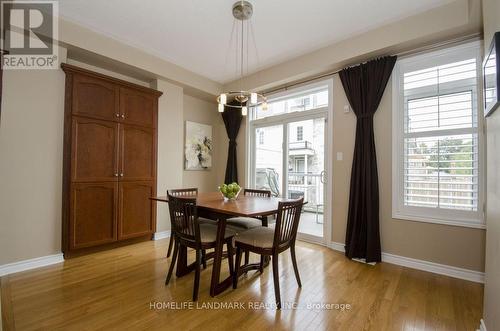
(392, 41, 484, 228)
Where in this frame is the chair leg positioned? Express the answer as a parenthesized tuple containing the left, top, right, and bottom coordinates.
(244, 250, 250, 266)
(201, 249, 207, 269)
(290, 245, 302, 287)
(193, 249, 201, 301)
(165, 240, 179, 285)
(272, 254, 281, 309)
(226, 239, 234, 276)
(233, 247, 242, 289)
(167, 235, 174, 257)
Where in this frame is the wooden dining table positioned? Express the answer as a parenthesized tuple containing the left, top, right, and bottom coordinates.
(150, 191, 294, 297)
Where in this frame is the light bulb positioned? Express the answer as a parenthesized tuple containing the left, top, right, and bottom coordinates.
(250, 92, 257, 104)
(220, 94, 227, 105)
(262, 101, 268, 111)
(242, 106, 248, 116)
(218, 103, 224, 112)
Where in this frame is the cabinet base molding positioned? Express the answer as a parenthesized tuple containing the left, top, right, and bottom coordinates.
(63, 235, 153, 259)
(0, 254, 64, 277)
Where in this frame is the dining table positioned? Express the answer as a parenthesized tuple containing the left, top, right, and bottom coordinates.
(150, 191, 294, 297)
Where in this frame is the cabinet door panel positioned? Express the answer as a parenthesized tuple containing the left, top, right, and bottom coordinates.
(118, 181, 154, 239)
(73, 74, 119, 121)
(120, 88, 156, 127)
(120, 125, 155, 181)
(72, 118, 119, 182)
(70, 182, 118, 249)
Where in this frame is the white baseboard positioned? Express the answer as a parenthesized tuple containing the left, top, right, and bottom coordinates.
(478, 319, 487, 331)
(153, 230, 171, 241)
(0, 253, 64, 277)
(327, 241, 484, 283)
(328, 241, 345, 252)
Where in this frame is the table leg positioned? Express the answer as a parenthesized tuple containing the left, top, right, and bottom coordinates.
(210, 216, 233, 297)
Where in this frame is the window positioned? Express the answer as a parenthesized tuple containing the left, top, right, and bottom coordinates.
(296, 126, 303, 141)
(392, 41, 484, 228)
(252, 85, 328, 120)
(258, 130, 264, 145)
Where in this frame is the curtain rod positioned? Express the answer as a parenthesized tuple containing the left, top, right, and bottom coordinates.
(261, 33, 481, 96)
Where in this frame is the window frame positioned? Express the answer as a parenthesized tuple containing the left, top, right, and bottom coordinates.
(392, 41, 485, 229)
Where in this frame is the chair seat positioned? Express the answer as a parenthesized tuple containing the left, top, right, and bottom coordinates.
(199, 224, 235, 243)
(234, 226, 275, 248)
(226, 217, 262, 229)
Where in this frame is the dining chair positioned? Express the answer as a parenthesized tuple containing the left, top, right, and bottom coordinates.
(233, 197, 304, 309)
(165, 193, 236, 301)
(167, 188, 216, 258)
(226, 188, 272, 265)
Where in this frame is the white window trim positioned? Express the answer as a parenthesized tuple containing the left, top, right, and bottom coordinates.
(392, 41, 486, 229)
(245, 79, 334, 245)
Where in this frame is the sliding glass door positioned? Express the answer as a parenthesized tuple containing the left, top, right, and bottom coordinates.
(254, 125, 283, 196)
(287, 118, 326, 238)
(248, 81, 331, 243)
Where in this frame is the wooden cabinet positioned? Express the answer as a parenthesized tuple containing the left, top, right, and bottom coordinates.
(70, 182, 118, 249)
(120, 124, 156, 181)
(71, 117, 119, 182)
(118, 181, 155, 239)
(72, 74, 119, 121)
(120, 87, 156, 127)
(62, 64, 162, 256)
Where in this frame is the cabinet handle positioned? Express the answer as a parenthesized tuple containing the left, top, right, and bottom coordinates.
(120, 173, 124, 177)
(115, 113, 120, 117)
(121, 114, 125, 119)
(114, 173, 118, 177)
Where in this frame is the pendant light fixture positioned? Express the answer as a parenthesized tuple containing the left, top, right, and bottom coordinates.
(217, 1, 267, 115)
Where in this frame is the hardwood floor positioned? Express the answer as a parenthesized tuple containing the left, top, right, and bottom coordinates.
(1, 240, 483, 331)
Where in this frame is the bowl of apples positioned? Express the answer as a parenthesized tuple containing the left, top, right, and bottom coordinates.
(218, 182, 241, 202)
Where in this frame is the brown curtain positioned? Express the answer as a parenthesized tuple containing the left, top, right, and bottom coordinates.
(221, 104, 243, 184)
(339, 56, 396, 262)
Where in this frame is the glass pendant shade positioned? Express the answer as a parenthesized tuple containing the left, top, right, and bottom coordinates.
(220, 94, 227, 105)
(250, 92, 257, 104)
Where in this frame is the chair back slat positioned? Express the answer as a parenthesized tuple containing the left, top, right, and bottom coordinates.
(244, 188, 271, 197)
(167, 193, 200, 243)
(273, 198, 304, 249)
(169, 188, 198, 197)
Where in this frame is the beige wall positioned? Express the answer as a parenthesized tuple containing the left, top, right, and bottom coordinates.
(217, 0, 486, 273)
(153, 79, 184, 233)
(218, 74, 486, 271)
(0, 47, 68, 265)
(482, 0, 500, 329)
(0, 54, 220, 264)
(218, 73, 487, 272)
(183, 95, 220, 192)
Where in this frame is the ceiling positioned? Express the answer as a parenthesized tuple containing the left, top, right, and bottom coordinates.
(59, 0, 455, 84)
